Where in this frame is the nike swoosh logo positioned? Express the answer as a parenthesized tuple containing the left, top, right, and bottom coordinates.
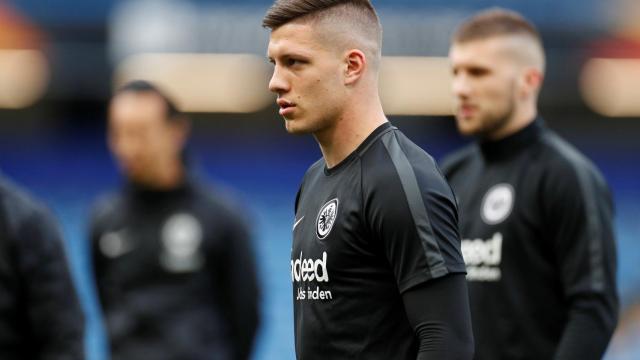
(293, 216, 305, 231)
(99, 229, 135, 258)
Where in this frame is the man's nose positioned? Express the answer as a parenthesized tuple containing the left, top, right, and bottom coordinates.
(268, 66, 289, 94)
(452, 73, 472, 98)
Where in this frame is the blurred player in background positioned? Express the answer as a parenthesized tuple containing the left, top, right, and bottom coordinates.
(442, 8, 618, 359)
(89, 80, 260, 360)
(264, 0, 473, 359)
(0, 172, 85, 359)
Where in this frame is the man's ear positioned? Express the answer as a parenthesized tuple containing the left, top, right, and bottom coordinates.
(344, 49, 367, 85)
(520, 67, 544, 99)
(172, 116, 191, 148)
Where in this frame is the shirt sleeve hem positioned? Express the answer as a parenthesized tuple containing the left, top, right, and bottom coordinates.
(398, 263, 467, 293)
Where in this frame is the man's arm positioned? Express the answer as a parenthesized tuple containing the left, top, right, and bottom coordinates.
(544, 161, 618, 359)
(18, 207, 85, 359)
(402, 274, 474, 360)
(217, 209, 261, 360)
(363, 135, 473, 358)
(554, 297, 617, 360)
(88, 202, 110, 312)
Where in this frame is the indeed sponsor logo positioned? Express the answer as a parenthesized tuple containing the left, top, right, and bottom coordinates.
(461, 232, 503, 281)
(291, 251, 332, 301)
(291, 251, 329, 283)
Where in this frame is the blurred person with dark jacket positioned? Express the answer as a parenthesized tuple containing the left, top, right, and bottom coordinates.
(442, 8, 618, 360)
(0, 172, 85, 359)
(90, 80, 260, 360)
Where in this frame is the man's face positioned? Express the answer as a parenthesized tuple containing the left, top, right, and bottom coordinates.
(108, 92, 183, 185)
(267, 21, 347, 135)
(449, 37, 521, 138)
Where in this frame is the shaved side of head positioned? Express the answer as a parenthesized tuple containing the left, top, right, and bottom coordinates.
(492, 34, 545, 73)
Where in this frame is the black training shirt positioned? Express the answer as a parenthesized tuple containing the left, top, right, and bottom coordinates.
(441, 118, 618, 359)
(292, 122, 466, 359)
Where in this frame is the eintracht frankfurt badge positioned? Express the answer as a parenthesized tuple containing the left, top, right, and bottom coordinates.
(316, 198, 338, 239)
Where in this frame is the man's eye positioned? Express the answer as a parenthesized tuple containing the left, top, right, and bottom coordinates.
(469, 68, 489, 77)
(288, 58, 302, 66)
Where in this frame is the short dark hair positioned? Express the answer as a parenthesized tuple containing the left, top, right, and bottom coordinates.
(262, 0, 378, 31)
(114, 80, 182, 122)
(453, 8, 542, 46)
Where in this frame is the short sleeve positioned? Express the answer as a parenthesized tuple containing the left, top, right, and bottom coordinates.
(363, 132, 466, 293)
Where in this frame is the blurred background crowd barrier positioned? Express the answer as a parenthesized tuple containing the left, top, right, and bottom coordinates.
(0, 0, 638, 359)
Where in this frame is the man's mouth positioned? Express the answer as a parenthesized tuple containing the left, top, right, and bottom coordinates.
(459, 104, 477, 118)
(277, 98, 296, 116)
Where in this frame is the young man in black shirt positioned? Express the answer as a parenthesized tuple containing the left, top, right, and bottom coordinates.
(0, 173, 85, 359)
(264, 1, 474, 359)
(442, 8, 618, 359)
(90, 81, 260, 360)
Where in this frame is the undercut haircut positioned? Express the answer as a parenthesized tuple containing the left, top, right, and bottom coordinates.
(453, 8, 542, 46)
(115, 80, 182, 123)
(453, 8, 545, 71)
(263, 0, 382, 65)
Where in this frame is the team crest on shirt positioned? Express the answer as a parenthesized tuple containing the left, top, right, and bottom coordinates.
(481, 183, 514, 225)
(160, 213, 205, 272)
(316, 198, 339, 239)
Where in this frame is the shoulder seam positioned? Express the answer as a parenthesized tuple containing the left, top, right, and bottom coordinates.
(381, 131, 448, 278)
(356, 126, 395, 159)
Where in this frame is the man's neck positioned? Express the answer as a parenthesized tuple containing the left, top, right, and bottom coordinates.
(486, 103, 538, 141)
(143, 162, 185, 190)
(315, 99, 387, 169)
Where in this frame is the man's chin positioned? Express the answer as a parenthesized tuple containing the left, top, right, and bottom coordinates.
(455, 118, 479, 137)
(459, 127, 479, 137)
(128, 173, 149, 185)
(122, 167, 150, 184)
(284, 119, 310, 135)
